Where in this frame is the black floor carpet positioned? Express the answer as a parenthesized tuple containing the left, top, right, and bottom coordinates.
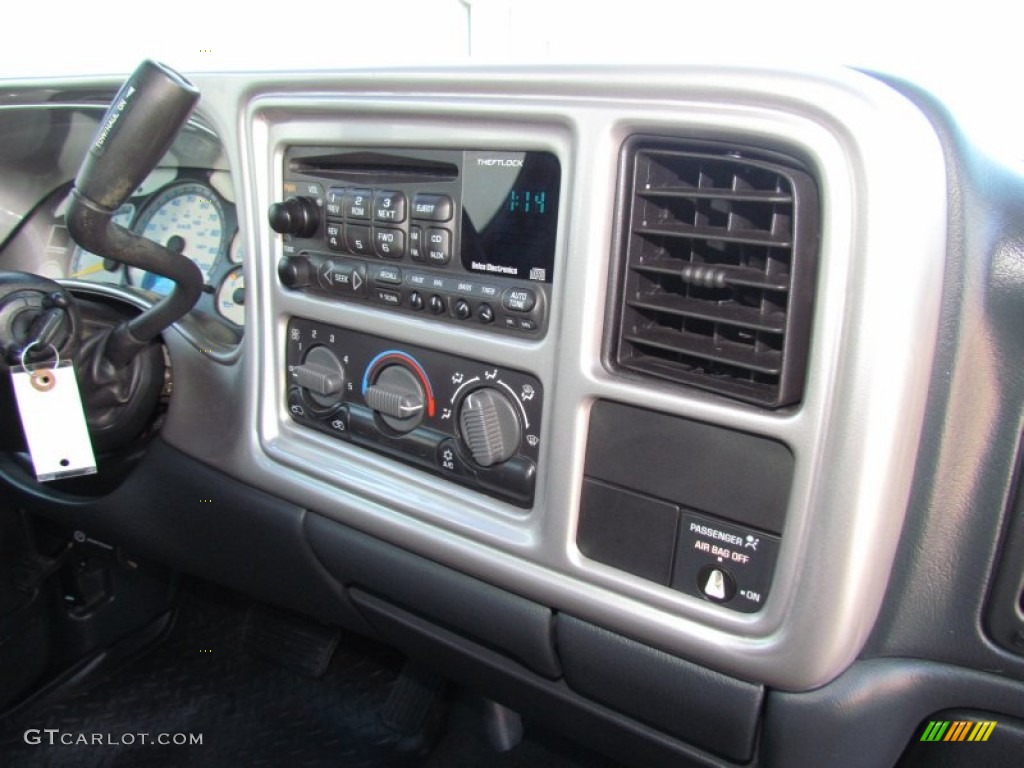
(0, 588, 624, 768)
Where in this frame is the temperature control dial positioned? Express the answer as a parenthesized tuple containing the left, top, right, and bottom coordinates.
(366, 364, 426, 434)
(457, 387, 521, 467)
(292, 345, 345, 414)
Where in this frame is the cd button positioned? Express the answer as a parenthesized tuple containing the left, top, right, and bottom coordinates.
(412, 193, 453, 222)
(425, 228, 451, 266)
(373, 191, 406, 223)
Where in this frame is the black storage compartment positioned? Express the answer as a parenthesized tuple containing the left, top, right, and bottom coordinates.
(304, 512, 561, 678)
(557, 615, 763, 762)
(584, 400, 792, 534)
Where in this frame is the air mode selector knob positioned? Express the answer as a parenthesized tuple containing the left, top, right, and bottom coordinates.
(268, 196, 320, 237)
(458, 387, 521, 467)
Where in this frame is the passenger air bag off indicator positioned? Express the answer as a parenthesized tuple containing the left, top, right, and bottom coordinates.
(672, 512, 781, 613)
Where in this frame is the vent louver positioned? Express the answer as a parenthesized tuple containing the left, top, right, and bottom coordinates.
(615, 139, 819, 408)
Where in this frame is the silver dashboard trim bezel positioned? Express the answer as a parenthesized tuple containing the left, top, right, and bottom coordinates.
(153, 66, 945, 690)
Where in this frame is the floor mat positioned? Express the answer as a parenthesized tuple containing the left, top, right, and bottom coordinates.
(0, 585, 628, 768)
(0, 589, 411, 768)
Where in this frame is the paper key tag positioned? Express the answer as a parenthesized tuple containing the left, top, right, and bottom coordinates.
(10, 360, 97, 481)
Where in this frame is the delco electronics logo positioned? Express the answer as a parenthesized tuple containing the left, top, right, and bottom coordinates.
(919, 720, 997, 742)
(476, 158, 524, 168)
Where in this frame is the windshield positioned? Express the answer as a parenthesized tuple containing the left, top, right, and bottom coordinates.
(2, 0, 1021, 160)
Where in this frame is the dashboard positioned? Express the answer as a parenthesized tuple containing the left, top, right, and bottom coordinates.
(2, 64, 1024, 768)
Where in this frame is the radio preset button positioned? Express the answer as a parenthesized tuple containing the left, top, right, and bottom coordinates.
(373, 191, 406, 223)
(409, 226, 424, 261)
(343, 189, 372, 219)
(325, 222, 344, 251)
(326, 187, 345, 219)
(373, 265, 403, 285)
(374, 228, 406, 259)
(502, 287, 537, 313)
(425, 228, 451, 265)
(345, 224, 373, 255)
(412, 193, 453, 222)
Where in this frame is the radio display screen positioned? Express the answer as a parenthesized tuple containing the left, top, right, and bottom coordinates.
(460, 151, 560, 284)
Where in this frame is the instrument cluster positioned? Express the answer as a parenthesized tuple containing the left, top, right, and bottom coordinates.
(63, 167, 245, 329)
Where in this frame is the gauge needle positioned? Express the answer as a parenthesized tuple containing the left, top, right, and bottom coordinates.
(69, 262, 107, 278)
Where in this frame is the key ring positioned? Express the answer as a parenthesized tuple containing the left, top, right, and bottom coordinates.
(20, 341, 60, 371)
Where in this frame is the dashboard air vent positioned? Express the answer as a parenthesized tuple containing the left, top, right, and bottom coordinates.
(615, 138, 819, 408)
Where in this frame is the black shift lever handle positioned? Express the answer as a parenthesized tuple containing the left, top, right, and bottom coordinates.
(75, 60, 199, 212)
(66, 60, 203, 367)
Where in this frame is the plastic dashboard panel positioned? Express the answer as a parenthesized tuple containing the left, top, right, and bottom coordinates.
(110, 66, 950, 692)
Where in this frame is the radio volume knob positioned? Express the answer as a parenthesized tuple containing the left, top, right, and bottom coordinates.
(269, 196, 320, 237)
(457, 388, 521, 467)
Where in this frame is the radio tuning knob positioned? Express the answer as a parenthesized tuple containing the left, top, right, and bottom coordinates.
(278, 255, 312, 289)
(268, 196, 320, 237)
(457, 388, 521, 467)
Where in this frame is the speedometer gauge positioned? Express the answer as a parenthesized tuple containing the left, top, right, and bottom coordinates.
(128, 182, 227, 295)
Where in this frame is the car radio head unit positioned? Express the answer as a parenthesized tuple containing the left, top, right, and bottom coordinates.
(270, 147, 561, 336)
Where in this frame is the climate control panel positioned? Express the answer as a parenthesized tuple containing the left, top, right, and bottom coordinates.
(285, 317, 543, 506)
